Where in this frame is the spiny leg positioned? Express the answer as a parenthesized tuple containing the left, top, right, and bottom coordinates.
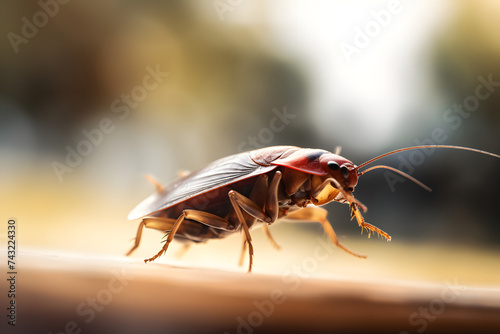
(249, 172, 281, 250)
(264, 171, 282, 222)
(145, 210, 234, 263)
(229, 171, 282, 223)
(350, 203, 391, 240)
(312, 177, 367, 212)
(229, 192, 254, 272)
(284, 207, 366, 258)
(126, 217, 177, 256)
(238, 234, 248, 267)
(145, 214, 187, 263)
(311, 177, 389, 240)
(228, 171, 282, 272)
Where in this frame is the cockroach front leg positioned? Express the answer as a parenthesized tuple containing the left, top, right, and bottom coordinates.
(238, 234, 248, 267)
(311, 177, 367, 212)
(284, 207, 367, 258)
(350, 203, 391, 240)
(312, 177, 389, 240)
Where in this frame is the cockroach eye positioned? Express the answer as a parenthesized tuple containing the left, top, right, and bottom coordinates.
(327, 161, 339, 171)
(340, 166, 349, 179)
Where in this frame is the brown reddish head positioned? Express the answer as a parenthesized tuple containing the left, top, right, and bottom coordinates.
(269, 149, 358, 189)
(319, 153, 358, 191)
(269, 148, 361, 207)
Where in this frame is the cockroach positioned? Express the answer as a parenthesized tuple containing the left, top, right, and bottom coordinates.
(126, 145, 499, 272)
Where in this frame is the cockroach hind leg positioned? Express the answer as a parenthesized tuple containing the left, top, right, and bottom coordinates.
(144, 174, 165, 193)
(238, 235, 248, 267)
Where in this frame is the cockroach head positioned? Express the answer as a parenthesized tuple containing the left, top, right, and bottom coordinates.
(319, 154, 359, 191)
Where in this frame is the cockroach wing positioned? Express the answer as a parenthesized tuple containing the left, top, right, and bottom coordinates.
(128, 152, 278, 220)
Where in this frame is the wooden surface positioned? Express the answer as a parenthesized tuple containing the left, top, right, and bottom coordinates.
(2, 250, 500, 334)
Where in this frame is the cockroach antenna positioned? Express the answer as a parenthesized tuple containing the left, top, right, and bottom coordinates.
(357, 165, 432, 192)
(355, 145, 500, 191)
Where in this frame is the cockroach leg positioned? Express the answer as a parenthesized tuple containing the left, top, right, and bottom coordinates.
(311, 178, 358, 209)
(228, 173, 282, 225)
(126, 217, 177, 256)
(228, 172, 283, 271)
(142, 217, 177, 230)
(324, 177, 367, 212)
(144, 174, 165, 193)
(238, 175, 268, 265)
(238, 235, 247, 267)
(228, 191, 255, 272)
(262, 224, 281, 250)
(248, 174, 269, 213)
(265, 171, 282, 223)
(228, 191, 272, 223)
(284, 207, 367, 259)
(350, 204, 391, 241)
(145, 210, 234, 263)
(145, 213, 187, 263)
(282, 168, 309, 196)
(179, 210, 236, 231)
(127, 220, 146, 256)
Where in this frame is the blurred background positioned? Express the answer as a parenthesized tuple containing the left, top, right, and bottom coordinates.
(1, 0, 499, 283)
